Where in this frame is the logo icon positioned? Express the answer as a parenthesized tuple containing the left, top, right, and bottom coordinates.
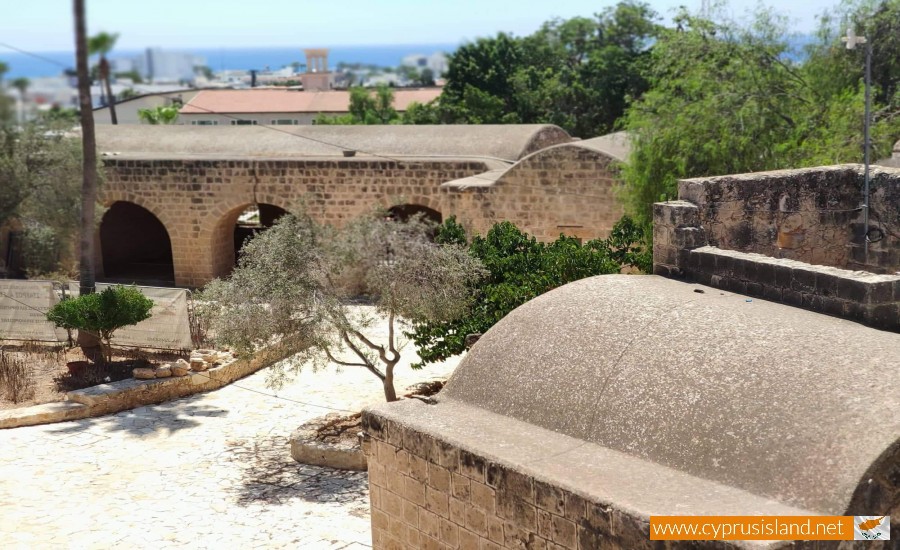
(854, 516, 890, 540)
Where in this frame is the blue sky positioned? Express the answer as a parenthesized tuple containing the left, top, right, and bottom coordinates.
(4, 0, 840, 52)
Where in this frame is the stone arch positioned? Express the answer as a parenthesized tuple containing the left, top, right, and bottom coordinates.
(99, 201, 175, 285)
(387, 204, 443, 225)
(207, 201, 291, 279)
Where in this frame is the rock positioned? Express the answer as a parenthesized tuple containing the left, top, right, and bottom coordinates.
(191, 361, 209, 372)
(171, 359, 190, 377)
(155, 366, 172, 378)
(133, 367, 156, 380)
(196, 349, 218, 362)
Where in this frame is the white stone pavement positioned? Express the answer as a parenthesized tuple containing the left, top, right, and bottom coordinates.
(0, 314, 461, 549)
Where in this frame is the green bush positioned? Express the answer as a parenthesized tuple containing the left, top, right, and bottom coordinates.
(408, 216, 649, 367)
(47, 286, 153, 361)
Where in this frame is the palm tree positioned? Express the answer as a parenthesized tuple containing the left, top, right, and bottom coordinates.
(88, 32, 119, 124)
(73, 0, 98, 299)
(11, 77, 29, 123)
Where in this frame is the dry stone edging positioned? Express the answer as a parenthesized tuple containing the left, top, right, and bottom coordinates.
(290, 413, 367, 471)
(0, 348, 291, 429)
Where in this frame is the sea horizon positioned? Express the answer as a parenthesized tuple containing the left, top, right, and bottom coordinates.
(0, 43, 461, 79)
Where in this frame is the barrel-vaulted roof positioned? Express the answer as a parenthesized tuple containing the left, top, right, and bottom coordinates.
(92, 124, 571, 162)
(179, 88, 442, 115)
(441, 275, 900, 515)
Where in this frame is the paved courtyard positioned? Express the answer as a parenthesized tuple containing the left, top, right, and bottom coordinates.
(0, 315, 460, 549)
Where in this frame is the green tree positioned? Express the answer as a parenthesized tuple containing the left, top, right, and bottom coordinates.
(10, 78, 28, 123)
(0, 120, 84, 276)
(199, 212, 485, 402)
(316, 85, 399, 125)
(47, 286, 153, 362)
(88, 31, 119, 124)
(408, 217, 649, 367)
(138, 105, 180, 124)
(0, 61, 13, 125)
(432, 2, 660, 136)
(620, 4, 900, 226)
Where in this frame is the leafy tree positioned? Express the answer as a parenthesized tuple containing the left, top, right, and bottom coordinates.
(198, 212, 485, 402)
(138, 105, 180, 124)
(0, 121, 84, 275)
(620, 4, 900, 226)
(11, 77, 28, 99)
(47, 286, 153, 362)
(408, 216, 649, 367)
(316, 85, 400, 125)
(114, 70, 143, 84)
(88, 31, 119, 124)
(430, 2, 660, 136)
(0, 61, 13, 126)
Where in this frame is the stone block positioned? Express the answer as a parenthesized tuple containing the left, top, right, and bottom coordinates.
(864, 303, 900, 330)
(428, 462, 451, 492)
(674, 226, 706, 249)
(782, 289, 803, 307)
(815, 272, 838, 297)
(837, 277, 868, 303)
(534, 480, 565, 516)
(471, 481, 496, 513)
(868, 281, 894, 304)
(774, 264, 793, 288)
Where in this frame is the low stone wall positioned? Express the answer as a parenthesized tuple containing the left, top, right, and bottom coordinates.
(362, 400, 821, 550)
(0, 346, 291, 429)
(678, 164, 900, 273)
(653, 200, 900, 331)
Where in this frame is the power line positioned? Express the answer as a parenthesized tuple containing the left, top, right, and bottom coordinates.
(189, 370, 357, 413)
(0, 43, 70, 69)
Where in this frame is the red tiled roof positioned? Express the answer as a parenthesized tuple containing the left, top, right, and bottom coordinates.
(179, 88, 442, 115)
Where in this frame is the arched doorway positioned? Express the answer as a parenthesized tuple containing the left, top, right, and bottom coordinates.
(233, 203, 288, 263)
(387, 204, 442, 225)
(100, 202, 175, 285)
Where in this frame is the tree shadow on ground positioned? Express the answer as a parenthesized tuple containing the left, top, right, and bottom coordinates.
(46, 400, 229, 439)
(224, 433, 368, 513)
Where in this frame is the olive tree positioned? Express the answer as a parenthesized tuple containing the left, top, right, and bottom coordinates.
(198, 212, 485, 402)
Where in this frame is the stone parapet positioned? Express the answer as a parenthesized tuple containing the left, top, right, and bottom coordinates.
(362, 399, 821, 550)
(684, 246, 900, 331)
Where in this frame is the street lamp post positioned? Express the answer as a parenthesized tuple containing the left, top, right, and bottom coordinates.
(842, 28, 872, 257)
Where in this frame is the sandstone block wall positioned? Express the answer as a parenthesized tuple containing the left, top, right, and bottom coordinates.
(362, 414, 656, 550)
(678, 165, 900, 273)
(653, 199, 900, 331)
(100, 158, 488, 287)
(442, 144, 624, 243)
(99, 146, 627, 287)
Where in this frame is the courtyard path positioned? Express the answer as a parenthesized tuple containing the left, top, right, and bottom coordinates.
(0, 314, 461, 549)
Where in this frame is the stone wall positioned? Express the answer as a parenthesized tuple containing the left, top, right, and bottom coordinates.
(100, 157, 489, 287)
(442, 143, 624, 242)
(362, 410, 659, 550)
(363, 275, 900, 549)
(99, 143, 627, 287)
(653, 200, 900, 331)
(678, 165, 900, 273)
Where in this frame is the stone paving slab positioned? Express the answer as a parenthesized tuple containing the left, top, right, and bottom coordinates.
(0, 311, 459, 549)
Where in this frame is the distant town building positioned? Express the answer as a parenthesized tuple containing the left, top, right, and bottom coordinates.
(178, 88, 442, 125)
(111, 48, 206, 84)
(401, 52, 449, 77)
(94, 89, 204, 124)
(299, 49, 335, 91)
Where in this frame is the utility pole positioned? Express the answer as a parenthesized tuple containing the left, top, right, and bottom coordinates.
(842, 28, 872, 258)
(74, 0, 98, 296)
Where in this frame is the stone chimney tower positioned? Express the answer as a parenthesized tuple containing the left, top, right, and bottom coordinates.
(301, 49, 333, 91)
